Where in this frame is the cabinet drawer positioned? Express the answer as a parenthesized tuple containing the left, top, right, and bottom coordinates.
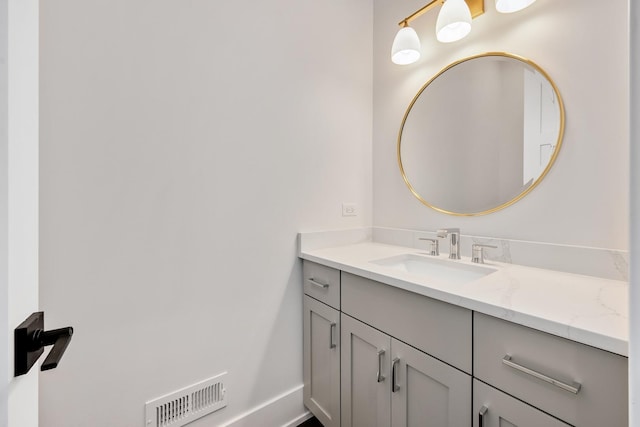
(303, 261, 340, 309)
(473, 380, 570, 427)
(341, 272, 472, 373)
(474, 313, 628, 427)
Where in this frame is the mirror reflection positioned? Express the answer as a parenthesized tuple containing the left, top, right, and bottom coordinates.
(398, 53, 565, 215)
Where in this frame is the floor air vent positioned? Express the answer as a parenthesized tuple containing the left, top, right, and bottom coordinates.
(145, 372, 227, 427)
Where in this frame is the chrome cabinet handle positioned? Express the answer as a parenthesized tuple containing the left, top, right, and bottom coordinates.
(329, 323, 337, 349)
(391, 358, 400, 392)
(479, 405, 488, 427)
(307, 278, 329, 289)
(502, 355, 581, 394)
(377, 349, 386, 382)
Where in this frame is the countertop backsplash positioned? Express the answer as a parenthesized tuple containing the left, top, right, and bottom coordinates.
(371, 227, 629, 281)
(298, 227, 628, 282)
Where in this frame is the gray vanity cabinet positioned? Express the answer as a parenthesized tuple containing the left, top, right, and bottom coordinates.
(303, 261, 343, 426)
(391, 339, 471, 427)
(342, 314, 471, 427)
(474, 312, 628, 427)
(303, 261, 341, 310)
(473, 380, 571, 427)
(302, 260, 628, 427)
(340, 272, 472, 374)
(303, 296, 341, 427)
(341, 313, 471, 427)
(341, 314, 391, 427)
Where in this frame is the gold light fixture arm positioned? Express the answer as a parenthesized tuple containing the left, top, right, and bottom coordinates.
(398, 0, 443, 26)
(397, 0, 484, 27)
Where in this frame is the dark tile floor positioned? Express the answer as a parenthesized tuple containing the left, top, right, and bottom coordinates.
(297, 416, 323, 427)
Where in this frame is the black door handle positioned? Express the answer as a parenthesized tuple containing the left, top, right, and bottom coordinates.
(15, 312, 74, 376)
(32, 327, 74, 371)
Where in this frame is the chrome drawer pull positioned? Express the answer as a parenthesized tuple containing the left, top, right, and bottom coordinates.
(329, 323, 337, 349)
(391, 358, 400, 392)
(502, 355, 582, 394)
(479, 405, 488, 427)
(377, 349, 386, 382)
(307, 278, 329, 289)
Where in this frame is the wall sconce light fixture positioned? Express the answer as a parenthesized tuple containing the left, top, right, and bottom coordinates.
(495, 0, 537, 13)
(391, 0, 537, 65)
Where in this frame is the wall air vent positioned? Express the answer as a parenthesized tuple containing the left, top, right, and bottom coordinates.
(145, 372, 227, 427)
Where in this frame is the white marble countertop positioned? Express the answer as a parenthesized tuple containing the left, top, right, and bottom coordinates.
(300, 241, 628, 356)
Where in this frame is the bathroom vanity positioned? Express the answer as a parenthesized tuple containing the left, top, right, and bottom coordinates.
(300, 232, 628, 427)
(298, 45, 629, 427)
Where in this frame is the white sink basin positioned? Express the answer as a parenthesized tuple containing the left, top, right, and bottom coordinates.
(370, 253, 496, 285)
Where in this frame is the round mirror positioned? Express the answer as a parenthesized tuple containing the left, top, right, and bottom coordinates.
(398, 52, 565, 216)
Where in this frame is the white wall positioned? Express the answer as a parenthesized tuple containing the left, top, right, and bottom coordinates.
(38, 1, 372, 426)
(373, 0, 629, 250)
(629, 0, 639, 423)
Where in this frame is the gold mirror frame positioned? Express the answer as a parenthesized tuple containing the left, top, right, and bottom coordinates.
(398, 52, 566, 216)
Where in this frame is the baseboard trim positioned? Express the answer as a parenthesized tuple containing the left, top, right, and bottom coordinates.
(283, 411, 313, 427)
(221, 384, 308, 427)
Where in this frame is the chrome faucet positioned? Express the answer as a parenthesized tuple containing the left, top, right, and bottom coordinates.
(437, 228, 461, 260)
(471, 244, 497, 264)
(418, 238, 440, 256)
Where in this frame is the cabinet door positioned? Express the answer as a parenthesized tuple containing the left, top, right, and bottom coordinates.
(473, 380, 571, 427)
(341, 314, 391, 427)
(391, 339, 471, 427)
(304, 296, 341, 427)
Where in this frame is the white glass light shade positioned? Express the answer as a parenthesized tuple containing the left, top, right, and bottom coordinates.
(495, 0, 536, 13)
(436, 0, 472, 43)
(391, 26, 421, 65)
